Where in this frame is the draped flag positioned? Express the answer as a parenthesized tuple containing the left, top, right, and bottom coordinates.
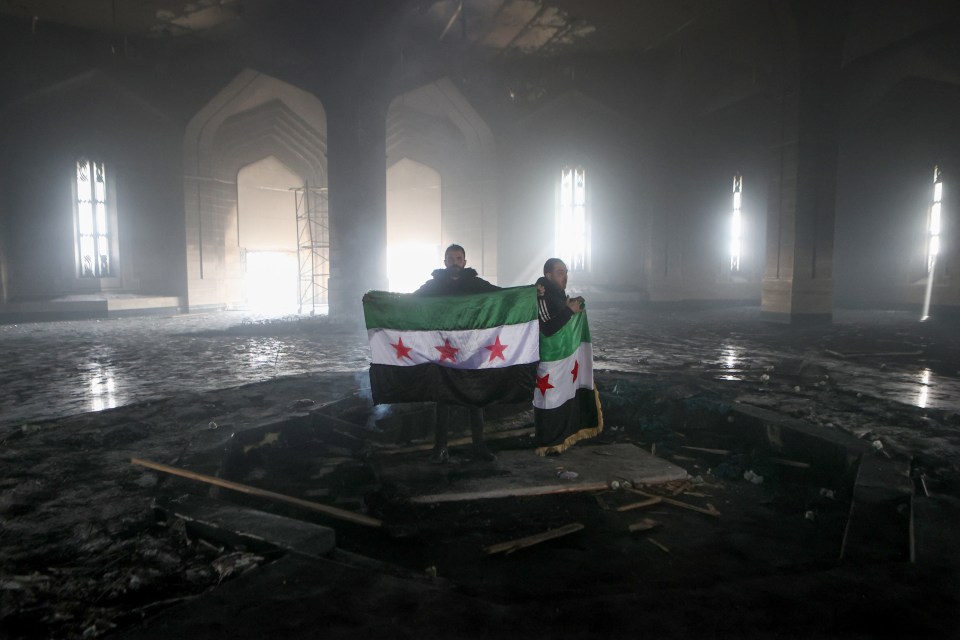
(363, 286, 539, 406)
(533, 309, 603, 456)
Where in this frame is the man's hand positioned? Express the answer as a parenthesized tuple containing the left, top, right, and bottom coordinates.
(565, 297, 583, 313)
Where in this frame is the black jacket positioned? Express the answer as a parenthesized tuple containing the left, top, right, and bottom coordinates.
(414, 267, 500, 296)
(537, 276, 574, 337)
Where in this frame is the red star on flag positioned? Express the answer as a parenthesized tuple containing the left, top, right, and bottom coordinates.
(434, 338, 459, 363)
(571, 360, 579, 382)
(391, 337, 413, 360)
(536, 373, 555, 396)
(484, 336, 508, 362)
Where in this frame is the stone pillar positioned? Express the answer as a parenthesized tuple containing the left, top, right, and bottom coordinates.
(326, 93, 388, 319)
(761, 2, 848, 323)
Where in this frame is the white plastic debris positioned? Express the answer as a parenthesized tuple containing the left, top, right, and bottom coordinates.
(557, 470, 579, 480)
(760, 374, 770, 382)
(610, 480, 621, 490)
(872, 440, 884, 451)
(793, 386, 801, 392)
(819, 488, 835, 500)
(804, 510, 816, 521)
(743, 470, 764, 484)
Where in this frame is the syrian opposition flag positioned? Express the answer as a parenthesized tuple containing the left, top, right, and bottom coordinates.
(533, 310, 603, 455)
(363, 286, 539, 406)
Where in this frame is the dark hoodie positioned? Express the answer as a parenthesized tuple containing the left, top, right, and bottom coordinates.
(414, 267, 500, 296)
(536, 275, 575, 337)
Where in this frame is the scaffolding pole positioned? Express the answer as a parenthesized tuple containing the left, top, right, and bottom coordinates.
(295, 184, 330, 315)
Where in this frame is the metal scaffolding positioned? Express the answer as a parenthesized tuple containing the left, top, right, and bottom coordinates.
(294, 184, 330, 314)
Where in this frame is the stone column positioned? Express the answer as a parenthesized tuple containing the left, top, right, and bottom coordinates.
(761, 2, 848, 323)
(326, 93, 388, 319)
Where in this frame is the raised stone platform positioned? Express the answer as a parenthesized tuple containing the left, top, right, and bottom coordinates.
(373, 443, 689, 504)
(0, 293, 183, 321)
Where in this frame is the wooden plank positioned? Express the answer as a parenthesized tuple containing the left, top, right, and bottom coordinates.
(628, 488, 721, 517)
(628, 518, 660, 533)
(131, 457, 383, 528)
(616, 496, 662, 512)
(680, 446, 731, 455)
(483, 522, 584, 555)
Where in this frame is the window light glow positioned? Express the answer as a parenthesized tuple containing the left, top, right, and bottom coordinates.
(730, 175, 743, 272)
(927, 166, 943, 274)
(922, 165, 943, 321)
(75, 159, 113, 278)
(556, 167, 588, 272)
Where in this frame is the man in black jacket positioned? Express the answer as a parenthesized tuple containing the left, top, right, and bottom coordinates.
(536, 258, 585, 337)
(415, 244, 498, 463)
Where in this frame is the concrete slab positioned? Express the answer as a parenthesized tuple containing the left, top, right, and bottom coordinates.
(159, 495, 335, 559)
(375, 443, 688, 504)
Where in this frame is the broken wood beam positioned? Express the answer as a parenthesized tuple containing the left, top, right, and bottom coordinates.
(628, 518, 660, 533)
(628, 488, 721, 517)
(483, 522, 584, 555)
(131, 457, 383, 528)
(680, 446, 731, 455)
(616, 496, 662, 512)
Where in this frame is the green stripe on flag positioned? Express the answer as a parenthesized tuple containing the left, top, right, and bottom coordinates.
(363, 285, 537, 331)
(539, 310, 592, 362)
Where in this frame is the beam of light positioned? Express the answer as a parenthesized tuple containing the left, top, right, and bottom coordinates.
(917, 368, 931, 409)
(730, 175, 742, 272)
(388, 243, 441, 292)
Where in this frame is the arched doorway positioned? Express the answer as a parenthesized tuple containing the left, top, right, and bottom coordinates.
(237, 157, 302, 313)
(183, 70, 327, 313)
(386, 158, 442, 292)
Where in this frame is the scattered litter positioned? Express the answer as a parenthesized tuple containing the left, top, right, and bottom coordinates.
(628, 518, 660, 533)
(804, 510, 816, 521)
(20, 423, 41, 434)
(211, 551, 264, 583)
(647, 538, 670, 553)
(207, 421, 218, 430)
(760, 374, 770, 382)
(743, 470, 764, 484)
(484, 522, 584, 555)
(769, 457, 809, 469)
(556, 470, 579, 480)
(793, 386, 801, 392)
(691, 475, 704, 485)
(819, 488, 835, 500)
(872, 440, 884, 451)
(424, 566, 437, 577)
(616, 496, 662, 512)
(681, 446, 730, 455)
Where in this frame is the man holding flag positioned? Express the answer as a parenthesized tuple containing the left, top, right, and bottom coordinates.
(533, 258, 603, 455)
(364, 245, 538, 464)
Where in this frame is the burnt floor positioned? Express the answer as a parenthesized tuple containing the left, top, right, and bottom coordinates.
(1, 304, 959, 639)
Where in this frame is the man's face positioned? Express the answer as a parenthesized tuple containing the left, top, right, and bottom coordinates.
(546, 262, 568, 290)
(444, 249, 466, 276)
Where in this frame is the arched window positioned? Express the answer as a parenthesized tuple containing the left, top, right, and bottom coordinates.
(556, 166, 589, 272)
(74, 159, 116, 278)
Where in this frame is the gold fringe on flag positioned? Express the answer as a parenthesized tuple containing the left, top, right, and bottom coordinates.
(534, 386, 604, 456)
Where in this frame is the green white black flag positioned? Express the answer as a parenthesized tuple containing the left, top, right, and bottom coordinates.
(363, 286, 539, 405)
(533, 309, 603, 455)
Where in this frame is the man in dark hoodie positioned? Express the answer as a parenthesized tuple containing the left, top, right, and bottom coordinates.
(536, 257, 585, 337)
(415, 244, 499, 463)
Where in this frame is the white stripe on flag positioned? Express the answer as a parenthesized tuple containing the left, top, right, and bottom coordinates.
(533, 343, 594, 410)
(368, 320, 539, 369)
